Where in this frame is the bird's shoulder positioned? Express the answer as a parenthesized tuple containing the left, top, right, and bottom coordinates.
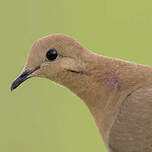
(108, 85, 152, 152)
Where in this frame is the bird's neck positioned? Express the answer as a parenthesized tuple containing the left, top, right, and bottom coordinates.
(62, 54, 147, 143)
(61, 55, 125, 142)
(72, 75, 124, 143)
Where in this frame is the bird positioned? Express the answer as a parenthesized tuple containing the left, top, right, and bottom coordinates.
(11, 34, 152, 152)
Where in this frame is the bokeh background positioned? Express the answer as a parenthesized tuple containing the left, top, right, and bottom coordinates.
(1, 0, 152, 152)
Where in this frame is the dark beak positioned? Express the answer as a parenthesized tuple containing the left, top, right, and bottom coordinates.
(11, 66, 40, 91)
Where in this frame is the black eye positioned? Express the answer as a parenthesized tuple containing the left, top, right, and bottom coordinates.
(46, 48, 58, 61)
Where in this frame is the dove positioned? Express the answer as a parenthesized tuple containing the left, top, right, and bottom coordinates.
(11, 34, 152, 152)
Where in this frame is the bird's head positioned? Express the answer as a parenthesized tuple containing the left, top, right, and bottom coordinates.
(11, 34, 93, 91)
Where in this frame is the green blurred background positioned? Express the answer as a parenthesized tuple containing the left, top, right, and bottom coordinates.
(1, 0, 152, 152)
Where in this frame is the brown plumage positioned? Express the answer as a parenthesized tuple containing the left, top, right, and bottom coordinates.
(11, 34, 152, 152)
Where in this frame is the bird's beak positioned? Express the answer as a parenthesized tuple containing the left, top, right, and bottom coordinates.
(11, 66, 40, 91)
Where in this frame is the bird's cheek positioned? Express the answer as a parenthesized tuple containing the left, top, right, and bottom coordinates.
(60, 59, 79, 71)
(34, 64, 54, 79)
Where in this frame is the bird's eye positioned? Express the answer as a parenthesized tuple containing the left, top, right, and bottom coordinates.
(46, 48, 58, 61)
